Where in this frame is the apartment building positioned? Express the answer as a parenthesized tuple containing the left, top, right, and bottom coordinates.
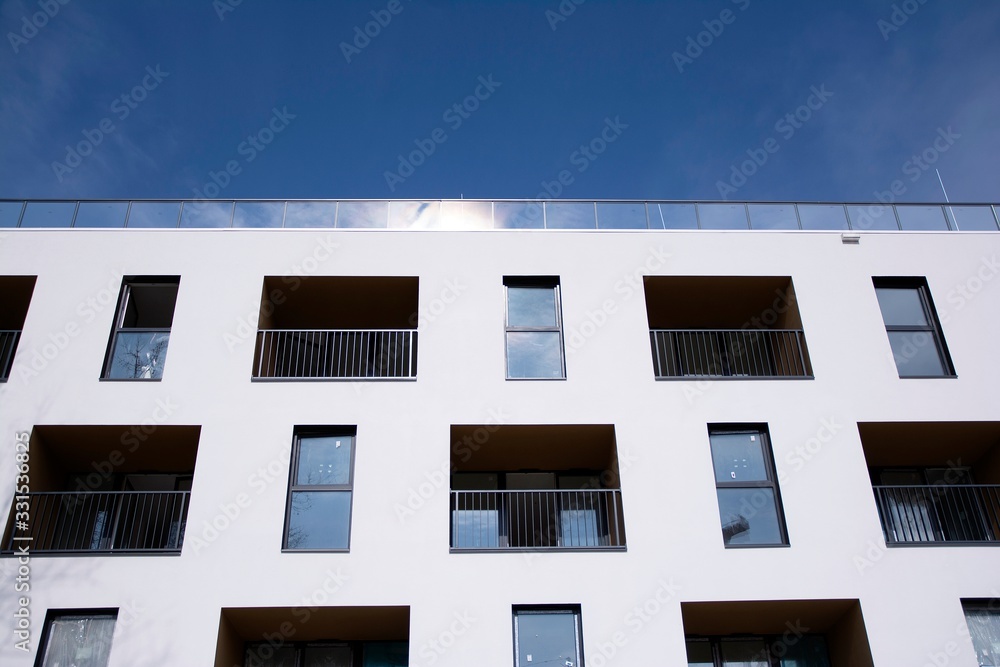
(1, 198, 999, 666)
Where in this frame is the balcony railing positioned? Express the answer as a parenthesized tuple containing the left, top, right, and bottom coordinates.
(253, 329, 417, 380)
(0, 330, 20, 381)
(873, 484, 1000, 545)
(650, 329, 812, 379)
(450, 489, 626, 551)
(2, 199, 998, 232)
(3, 491, 190, 554)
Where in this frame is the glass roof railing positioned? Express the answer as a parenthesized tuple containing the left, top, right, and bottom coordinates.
(0, 199, 997, 232)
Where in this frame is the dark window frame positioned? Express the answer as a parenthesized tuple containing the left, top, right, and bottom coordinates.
(873, 277, 956, 379)
(708, 424, 789, 548)
(101, 275, 180, 381)
(35, 608, 118, 667)
(512, 605, 584, 667)
(962, 599, 1000, 666)
(504, 276, 566, 380)
(685, 633, 832, 666)
(243, 639, 409, 666)
(282, 427, 357, 552)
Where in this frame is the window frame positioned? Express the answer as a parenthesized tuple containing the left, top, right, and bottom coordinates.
(243, 639, 409, 666)
(503, 276, 566, 380)
(512, 605, 584, 667)
(685, 633, 832, 666)
(708, 425, 789, 548)
(35, 608, 118, 667)
(282, 427, 357, 552)
(101, 276, 180, 381)
(873, 277, 955, 379)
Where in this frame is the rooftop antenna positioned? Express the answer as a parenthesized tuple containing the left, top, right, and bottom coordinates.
(936, 169, 956, 229)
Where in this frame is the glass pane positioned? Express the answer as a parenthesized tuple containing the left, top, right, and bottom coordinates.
(698, 203, 749, 230)
(507, 332, 563, 378)
(452, 508, 500, 548)
(39, 614, 116, 667)
(597, 202, 647, 229)
(516, 612, 579, 667)
(338, 201, 388, 228)
(965, 609, 1000, 666)
(303, 645, 352, 667)
(286, 491, 351, 549)
(0, 201, 23, 227)
(234, 202, 285, 228)
(720, 639, 770, 666)
(710, 432, 768, 483)
(875, 287, 929, 326)
(389, 200, 439, 229)
(439, 200, 493, 229)
(508, 286, 557, 326)
(285, 202, 336, 228)
(245, 644, 297, 667)
(717, 488, 783, 545)
(545, 202, 596, 229)
(127, 202, 180, 228)
(797, 204, 848, 230)
(561, 504, 600, 547)
(650, 203, 698, 229)
(297, 435, 352, 486)
(896, 205, 949, 231)
(847, 205, 898, 231)
(946, 205, 998, 231)
(686, 639, 714, 666)
(180, 201, 233, 228)
(495, 202, 544, 229)
(780, 635, 832, 667)
(748, 204, 798, 230)
(74, 202, 128, 228)
(886, 331, 949, 377)
(122, 284, 178, 328)
(107, 332, 170, 379)
(363, 641, 409, 667)
(20, 201, 76, 227)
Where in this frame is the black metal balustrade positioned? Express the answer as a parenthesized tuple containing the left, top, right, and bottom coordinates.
(4, 491, 190, 554)
(873, 484, 1000, 545)
(253, 329, 417, 379)
(450, 489, 626, 551)
(0, 330, 20, 381)
(649, 329, 812, 379)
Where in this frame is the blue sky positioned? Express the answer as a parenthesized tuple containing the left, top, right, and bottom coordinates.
(0, 0, 997, 202)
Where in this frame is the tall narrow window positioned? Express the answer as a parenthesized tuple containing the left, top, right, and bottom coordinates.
(874, 277, 955, 378)
(36, 610, 117, 667)
(963, 601, 1000, 666)
(708, 426, 788, 547)
(504, 276, 565, 379)
(283, 429, 355, 551)
(102, 277, 179, 380)
(513, 606, 583, 667)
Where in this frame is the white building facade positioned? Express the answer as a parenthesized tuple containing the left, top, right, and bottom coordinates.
(1, 198, 999, 666)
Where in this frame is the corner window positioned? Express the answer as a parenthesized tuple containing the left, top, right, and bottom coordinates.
(963, 601, 1000, 666)
(504, 277, 565, 379)
(283, 429, 355, 551)
(873, 277, 955, 378)
(102, 277, 179, 380)
(708, 426, 788, 547)
(36, 610, 117, 667)
(513, 606, 583, 667)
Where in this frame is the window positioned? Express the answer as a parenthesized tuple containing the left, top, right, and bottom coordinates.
(283, 429, 355, 550)
(873, 277, 954, 378)
(964, 601, 1000, 666)
(102, 277, 179, 380)
(708, 426, 787, 547)
(686, 635, 831, 666)
(504, 277, 565, 379)
(513, 606, 583, 667)
(36, 610, 117, 667)
(243, 640, 408, 666)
